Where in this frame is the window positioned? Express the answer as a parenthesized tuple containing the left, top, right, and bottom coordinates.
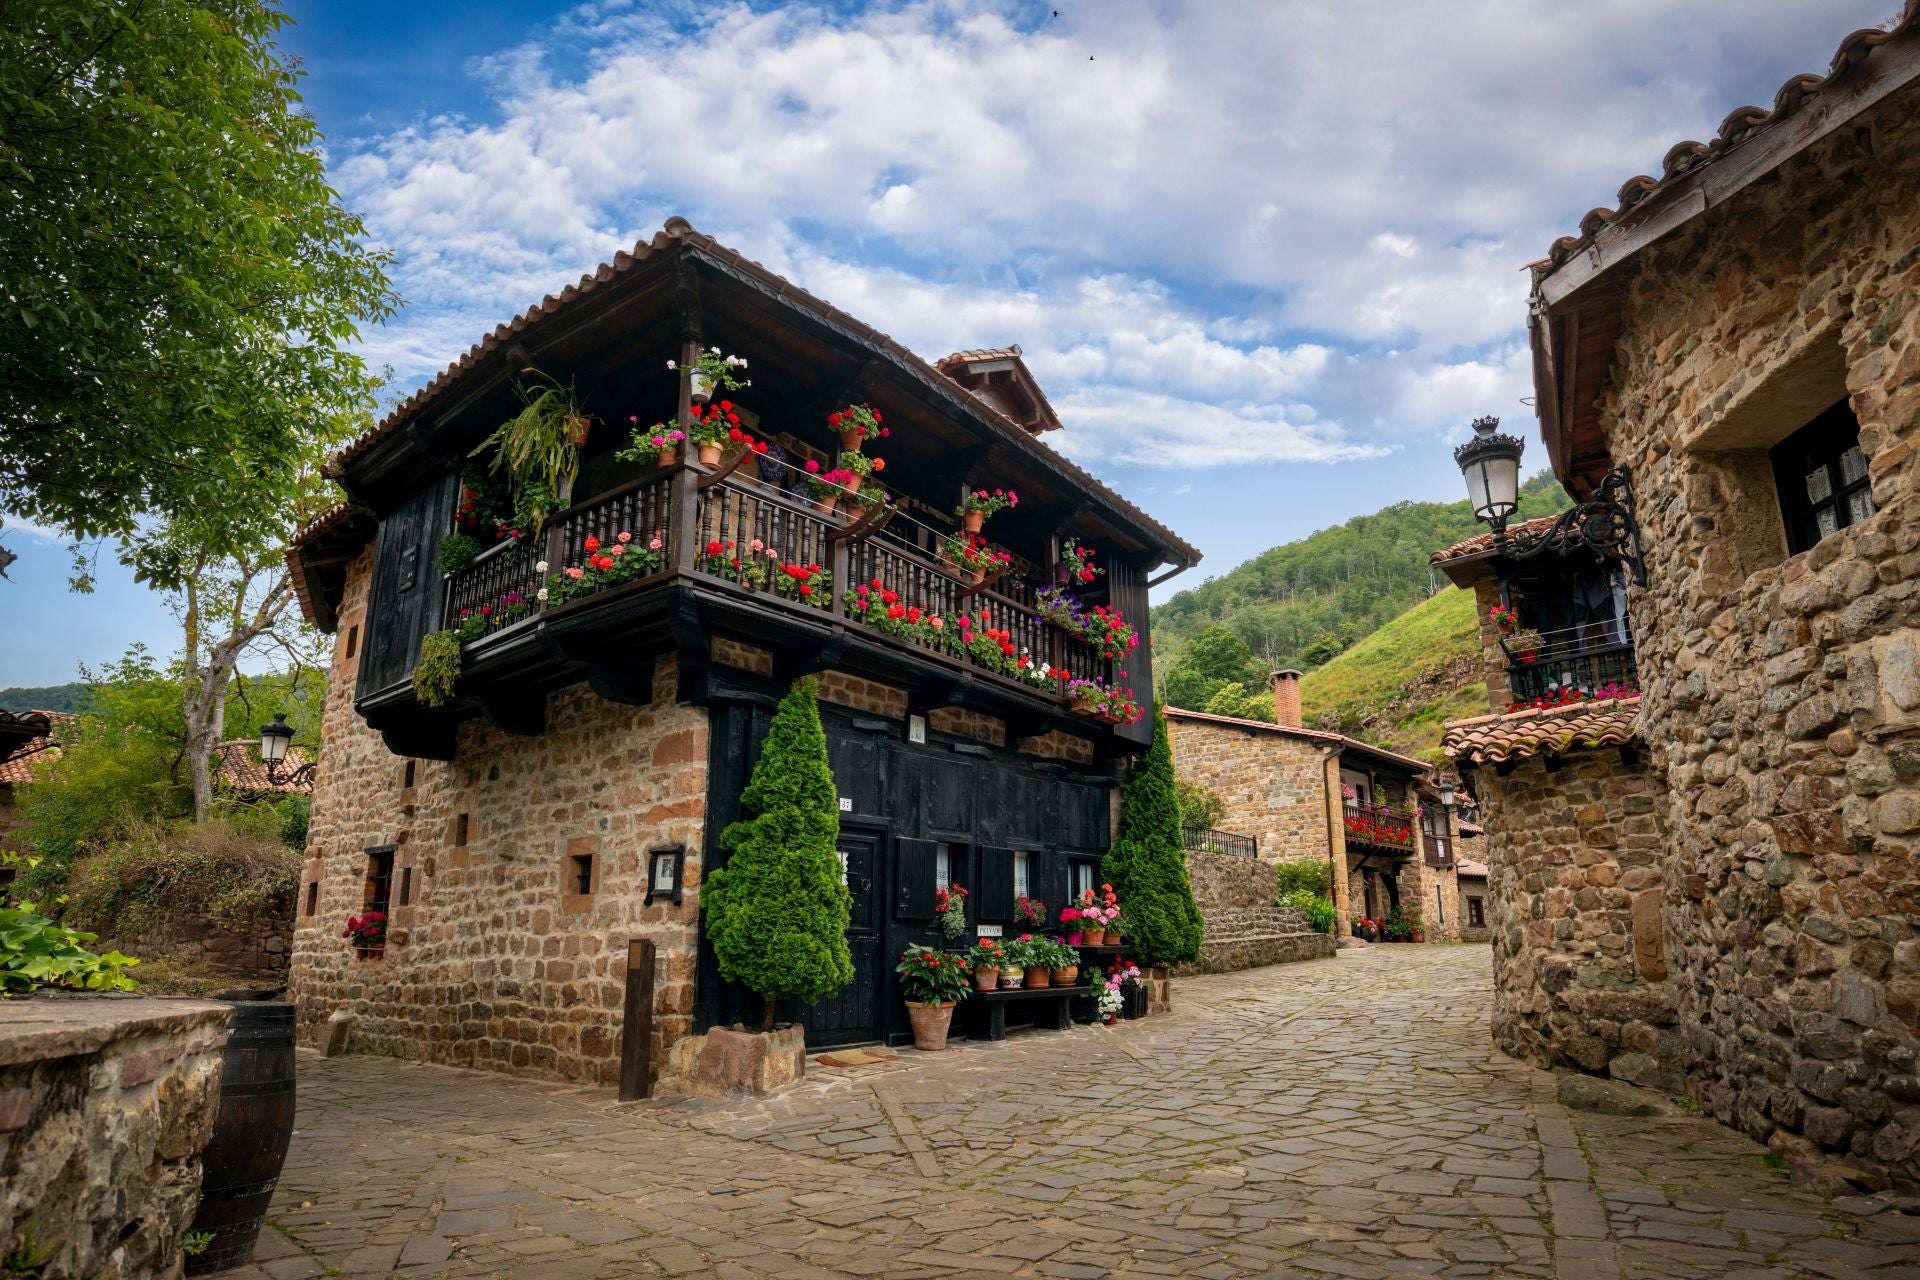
(567, 853, 594, 897)
(344, 625, 359, 660)
(1772, 399, 1874, 554)
(1014, 852, 1032, 899)
(402, 760, 416, 789)
(363, 847, 396, 914)
(935, 843, 954, 890)
(1070, 859, 1097, 900)
(304, 881, 318, 917)
(454, 813, 469, 847)
(398, 867, 414, 907)
(1467, 896, 1485, 928)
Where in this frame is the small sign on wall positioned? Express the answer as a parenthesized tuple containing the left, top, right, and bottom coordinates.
(838, 797, 853, 812)
(976, 924, 1003, 938)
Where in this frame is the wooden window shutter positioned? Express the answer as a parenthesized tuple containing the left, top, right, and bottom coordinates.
(895, 838, 939, 918)
(977, 846, 1017, 921)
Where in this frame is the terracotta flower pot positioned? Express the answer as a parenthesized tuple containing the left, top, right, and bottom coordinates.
(567, 415, 592, 446)
(355, 945, 384, 961)
(1082, 928, 1106, 947)
(1103, 1013, 1118, 1026)
(655, 447, 678, 468)
(840, 428, 865, 452)
(968, 567, 985, 585)
(1070, 692, 1099, 718)
(1050, 966, 1079, 986)
(963, 510, 984, 534)
(813, 494, 838, 517)
(907, 1001, 955, 1052)
(999, 967, 1024, 989)
(1024, 966, 1051, 989)
(698, 442, 723, 466)
(973, 969, 999, 992)
(1107, 932, 1123, 948)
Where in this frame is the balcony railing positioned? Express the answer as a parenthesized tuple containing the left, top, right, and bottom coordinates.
(1181, 827, 1259, 858)
(1343, 802, 1419, 852)
(1500, 619, 1638, 703)
(439, 464, 1116, 714)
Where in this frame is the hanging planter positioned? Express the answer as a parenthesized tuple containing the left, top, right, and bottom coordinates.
(670, 347, 748, 405)
(469, 375, 589, 537)
(954, 487, 1017, 536)
(616, 423, 686, 471)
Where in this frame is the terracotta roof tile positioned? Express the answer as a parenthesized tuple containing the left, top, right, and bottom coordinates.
(212, 741, 315, 795)
(1538, 6, 1919, 272)
(1442, 695, 1640, 766)
(1429, 515, 1558, 565)
(327, 221, 1196, 566)
(935, 346, 1023, 368)
(1455, 858, 1489, 878)
(0, 712, 77, 785)
(1164, 705, 1433, 774)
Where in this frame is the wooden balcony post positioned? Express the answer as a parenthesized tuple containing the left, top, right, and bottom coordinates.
(829, 532, 850, 620)
(670, 465, 697, 575)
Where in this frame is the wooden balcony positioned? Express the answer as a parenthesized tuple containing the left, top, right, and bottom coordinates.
(1343, 802, 1419, 854)
(391, 460, 1136, 757)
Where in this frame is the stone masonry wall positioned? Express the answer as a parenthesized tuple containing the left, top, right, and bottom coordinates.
(292, 548, 708, 1087)
(1166, 712, 1333, 866)
(1575, 80, 1920, 1185)
(1180, 848, 1336, 975)
(1481, 750, 1678, 1090)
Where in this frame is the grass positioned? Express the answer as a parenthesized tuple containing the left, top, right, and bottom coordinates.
(1299, 585, 1483, 762)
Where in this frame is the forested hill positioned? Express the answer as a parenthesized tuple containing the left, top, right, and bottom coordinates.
(1152, 472, 1569, 680)
(0, 681, 90, 713)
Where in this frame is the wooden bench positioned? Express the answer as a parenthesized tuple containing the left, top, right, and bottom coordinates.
(965, 985, 1093, 1040)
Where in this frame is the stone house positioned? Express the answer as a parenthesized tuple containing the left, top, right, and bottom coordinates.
(1442, 10, 1920, 1190)
(284, 220, 1198, 1084)
(1167, 673, 1469, 942)
(1454, 857, 1490, 944)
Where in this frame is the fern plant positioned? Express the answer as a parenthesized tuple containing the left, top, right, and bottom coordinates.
(412, 630, 463, 708)
(470, 375, 587, 535)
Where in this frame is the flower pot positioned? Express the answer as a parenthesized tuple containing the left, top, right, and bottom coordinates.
(1103, 1013, 1118, 1025)
(973, 969, 1000, 993)
(1122, 984, 1148, 1019)
(655, 447, 679, 468)
(1094, 709, 1122, 726)
(1355, 925, 1377, 941)
(1070, 692, 1099, 718)
(1081, 928, 1106, 947)
(690, 369, 713, 402)
(1050, 966, 1079, 986)
(1519, 652, 1537, 664)
(1107, 932, 1123, 948)
(1024, 966, 1051, 989)
(963, 510, 984, 534)
(813, 494, 838, 517)
(906, 1001, 955, 1052)
(968, 567, 985, 586)
(355, 945, 384, 961)
(999, 967, 1024, 990)
(698, 442, 723, 466)
(1066, 931, 1084, 946)
(840, 428, 865, 452)
(567, 415, 592, 447)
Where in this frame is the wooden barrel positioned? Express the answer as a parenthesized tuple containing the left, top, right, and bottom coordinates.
(186, 1001, 296, 1275)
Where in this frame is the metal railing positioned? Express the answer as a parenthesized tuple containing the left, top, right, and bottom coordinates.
(1181, 828, 1259, 858)
(1500, 619, 1638, 703)
(1343, 802, 1419, 852)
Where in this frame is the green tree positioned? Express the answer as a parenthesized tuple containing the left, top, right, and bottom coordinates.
(0, 0, 396, 561)
(1173, 779, 1225, 832)
(704, 679, 853, 1030)
(1160, 624, 1265, 709)
(1103, 706, 1203, 969)
(1201, 681, 1273, 722)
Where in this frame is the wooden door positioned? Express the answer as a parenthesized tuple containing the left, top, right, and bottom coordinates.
(793, 828, 883, 1047)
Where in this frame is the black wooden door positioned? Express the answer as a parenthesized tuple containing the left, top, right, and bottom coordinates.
(793, 829, 882, 1047)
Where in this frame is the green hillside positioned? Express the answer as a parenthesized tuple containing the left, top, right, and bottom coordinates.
(0, 682, 90, 713)
(1153, 472, 1568, 681)
(1298, 585, 1486, 765)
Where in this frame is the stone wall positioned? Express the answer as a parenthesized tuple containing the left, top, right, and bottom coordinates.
(1180, 848, 1336, 974)
(1480, 750, 1677, 1090)
(1166, 711, 1334, 866)
(1561, 78, 1920, 1186)
(292, 548, 708, 1087)
(101, 898, 294, 992)
(2, 996, 229, 1278)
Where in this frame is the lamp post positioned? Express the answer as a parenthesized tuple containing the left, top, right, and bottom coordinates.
(259, 714, 317, 786)
(1451, 416, 1647, 585)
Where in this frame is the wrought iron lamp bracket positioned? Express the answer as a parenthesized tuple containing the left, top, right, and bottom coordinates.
(265, 758, 318, 787)
(1493, 465, 1647, 586)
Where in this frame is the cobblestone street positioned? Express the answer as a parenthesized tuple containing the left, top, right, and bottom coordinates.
(241, 947, 1920, 1279)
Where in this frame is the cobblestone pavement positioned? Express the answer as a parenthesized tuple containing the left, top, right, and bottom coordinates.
(239, 947, 1920, 1279)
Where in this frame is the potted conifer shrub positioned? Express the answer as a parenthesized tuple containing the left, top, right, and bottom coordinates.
(703, 678, 854, 1058)
(1102, 705, 1204, 1012)
(897, 944, 970, 1051)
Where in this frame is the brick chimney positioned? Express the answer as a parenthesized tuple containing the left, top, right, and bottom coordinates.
(1271, 669, 1304, 730)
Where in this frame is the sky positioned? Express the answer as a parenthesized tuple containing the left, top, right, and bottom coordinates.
(0, 0, 1901, 690)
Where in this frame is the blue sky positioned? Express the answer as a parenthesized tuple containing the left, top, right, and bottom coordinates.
(0, 0, 1899, 689)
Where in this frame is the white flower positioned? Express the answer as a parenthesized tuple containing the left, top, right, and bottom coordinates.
(536, 588, 549, 603)
(535, 560, 549, 573)
(743, 379, 751, 387)
(708, 346, 720, 355)
(665, 359, 677, 370)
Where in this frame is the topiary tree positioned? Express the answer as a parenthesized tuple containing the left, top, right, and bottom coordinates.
(1103, 704, 1203, 969)
(704, 678, 853, 1030)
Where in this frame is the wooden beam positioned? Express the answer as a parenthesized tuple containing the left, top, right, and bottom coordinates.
(617, 938, 656, 1102)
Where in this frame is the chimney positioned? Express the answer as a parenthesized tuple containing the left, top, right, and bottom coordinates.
(1271, 669, 1304, 730)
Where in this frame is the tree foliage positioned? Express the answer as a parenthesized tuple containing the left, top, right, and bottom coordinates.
(705, 679, 853, 1029)
(1153, 473, 1572, 703)
(1173, 779, 1225, 832)
(0, 0, 396, 561)
(1103, 706, 1203, 969)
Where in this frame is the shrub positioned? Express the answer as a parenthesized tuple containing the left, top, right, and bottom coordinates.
(1280, 888, 1337, 934)
(60, 817, 300, 940)
(412, 630, 463, 707)
(1102, 705, 1203, 969)
(0, 906, 139, 993)
(1274, 858, 1332, 900)
(435, 533, 483, 575)
(1173, 778, 1225, 832)
(704, 678, 853, 1029)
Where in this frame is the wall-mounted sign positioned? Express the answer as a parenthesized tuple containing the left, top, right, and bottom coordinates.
(976, 924, 1003, 938)
(907, 714, 927, 745)
(838, 796, 853, 812)
(645, 844, 685, 906)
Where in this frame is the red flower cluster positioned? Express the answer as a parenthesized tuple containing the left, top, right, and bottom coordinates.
(342, 911, 387, 945)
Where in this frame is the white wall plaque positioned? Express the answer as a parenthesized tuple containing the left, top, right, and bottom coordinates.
(838, 797, 853, 812)
(976, 924, 1003, 938)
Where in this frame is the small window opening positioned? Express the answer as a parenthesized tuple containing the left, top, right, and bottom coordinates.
(344, 625, 359, 660)
(568, 853, 594, 897)
(398, 867, 414, 907)
(363, 847, 396, 914)
(1013, 851, 1032, 899)
(402, 760, 416, 789)
(1435, 885, 1445, 925)
(304, 881, 318, 917)
(1468, 897, 1486, 928)
(454, 813, 469, 847)
(1771, 399, 1874, 555)
(1069, 859, 1096, 900)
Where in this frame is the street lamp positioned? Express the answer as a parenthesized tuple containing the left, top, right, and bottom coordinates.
(259, 714, 317, 786)
(1438, 780, 1456, 810)
(1451, 415, 1648, 586)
